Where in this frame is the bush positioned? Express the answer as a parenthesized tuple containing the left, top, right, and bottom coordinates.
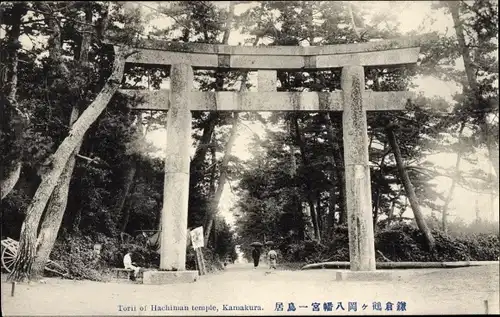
(50, 234, 104, 281)
(186, 247, 226, 272)
(278, 223, 500, 264)
(203, 248, 225, 272)
(94, 233, 121, 267)
(186, 248, 197, 270)
(376, 224, 431, 262)
(459, 233, 500, 260)
(49, 231, 164, 281)
(118, 242, 160, 269)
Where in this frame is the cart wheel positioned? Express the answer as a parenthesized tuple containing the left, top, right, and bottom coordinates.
(2, 246, 17, 273)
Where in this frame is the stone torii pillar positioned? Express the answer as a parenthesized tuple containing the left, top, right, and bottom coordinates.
(160, 64, 192, 272)
(342, 65, 376, 272)
(142, 64, 199, 284)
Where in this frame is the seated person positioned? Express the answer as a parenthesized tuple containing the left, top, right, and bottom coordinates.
(123, 250, 141, 280)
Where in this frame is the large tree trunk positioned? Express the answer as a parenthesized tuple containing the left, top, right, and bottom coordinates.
(386, 199, 396, 228)
(190, 2, 235, 173)
(31, 152, 78, 277)
(327, 113, 347, 224)
(191, 113, 219, 169)
(192, 5, 235, 244)
(39, 3, 68, 75)
(316, 194, 324, 235)
(292, 115, 321, 242)
(447, 1, 499, 185)
(204, 112, 240, 245)
(326, 167, 337, 235)
(72, 205, 84, 233)
(287, 134, 306, 241)
(209, 147, 217, 194)
(386, 126, 435, 251)
(486, 140, 499, 186)
(119, 190, 136, 236)
(448, 1, 499, 227)
(447, 1, 478, 93)
(118, 162, 137, 233)
(8, 46, 129, 282)
(31, 4, 94, 279)
(308, 196, 320, 242)
(77, 5, 93, 66)
(221, 2, 235, 44)
(442, 121, 466, 234)
(1, 162, 21, 200)
(203, 9, 261, 244)
(203, 147, 217, 245)
(1, 3, 27, 200)
(212, 217, 217, 249)
(118, 113, 149, 233)
(3, 3, 23, 105)
(373, 143, 389, 230)
(295, 196, 305, 241)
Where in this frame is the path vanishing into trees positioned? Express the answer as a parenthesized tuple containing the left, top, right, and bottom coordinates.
(2, 263, 498, 315)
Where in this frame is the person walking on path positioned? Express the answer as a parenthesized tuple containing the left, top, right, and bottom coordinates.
(267, 248, 278, 270)
(251, 247, 261, 269)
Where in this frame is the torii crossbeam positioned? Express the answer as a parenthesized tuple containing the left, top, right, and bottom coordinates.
(118, 37, 420, 283)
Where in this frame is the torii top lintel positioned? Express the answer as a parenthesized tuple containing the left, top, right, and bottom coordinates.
(125, 37, 421, 70)
(119, 37, 421, 112)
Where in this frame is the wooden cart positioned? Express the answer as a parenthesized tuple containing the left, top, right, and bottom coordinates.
(1, 237, 68, 276)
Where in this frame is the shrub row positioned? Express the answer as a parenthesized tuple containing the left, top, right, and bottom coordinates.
(49, 232, 224, 280)
(278, 223, 500, 264)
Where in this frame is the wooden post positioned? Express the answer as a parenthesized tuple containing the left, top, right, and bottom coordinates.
(200, 248, 207, 274)
(11, 282, 16, 297)
(160, 64, 193, 271)
(341, 65, 376, 271)
(194, 248, 201, 274)
(194, 248, 206, 275)
(194, 253, 199, 272)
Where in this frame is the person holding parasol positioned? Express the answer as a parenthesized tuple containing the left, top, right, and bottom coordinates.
(250, 241, 263, 269)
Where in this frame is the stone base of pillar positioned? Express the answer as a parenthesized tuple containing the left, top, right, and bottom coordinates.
(143, 270, 199, 285)
(334, 270, 396, 281)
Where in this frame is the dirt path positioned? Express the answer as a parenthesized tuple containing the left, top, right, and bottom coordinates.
(2, 263, 499, 316)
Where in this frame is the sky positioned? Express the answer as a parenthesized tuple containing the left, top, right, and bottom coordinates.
(138, 1, 498, 227)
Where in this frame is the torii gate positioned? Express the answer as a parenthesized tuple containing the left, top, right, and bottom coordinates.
(119, 38, 420, 283)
